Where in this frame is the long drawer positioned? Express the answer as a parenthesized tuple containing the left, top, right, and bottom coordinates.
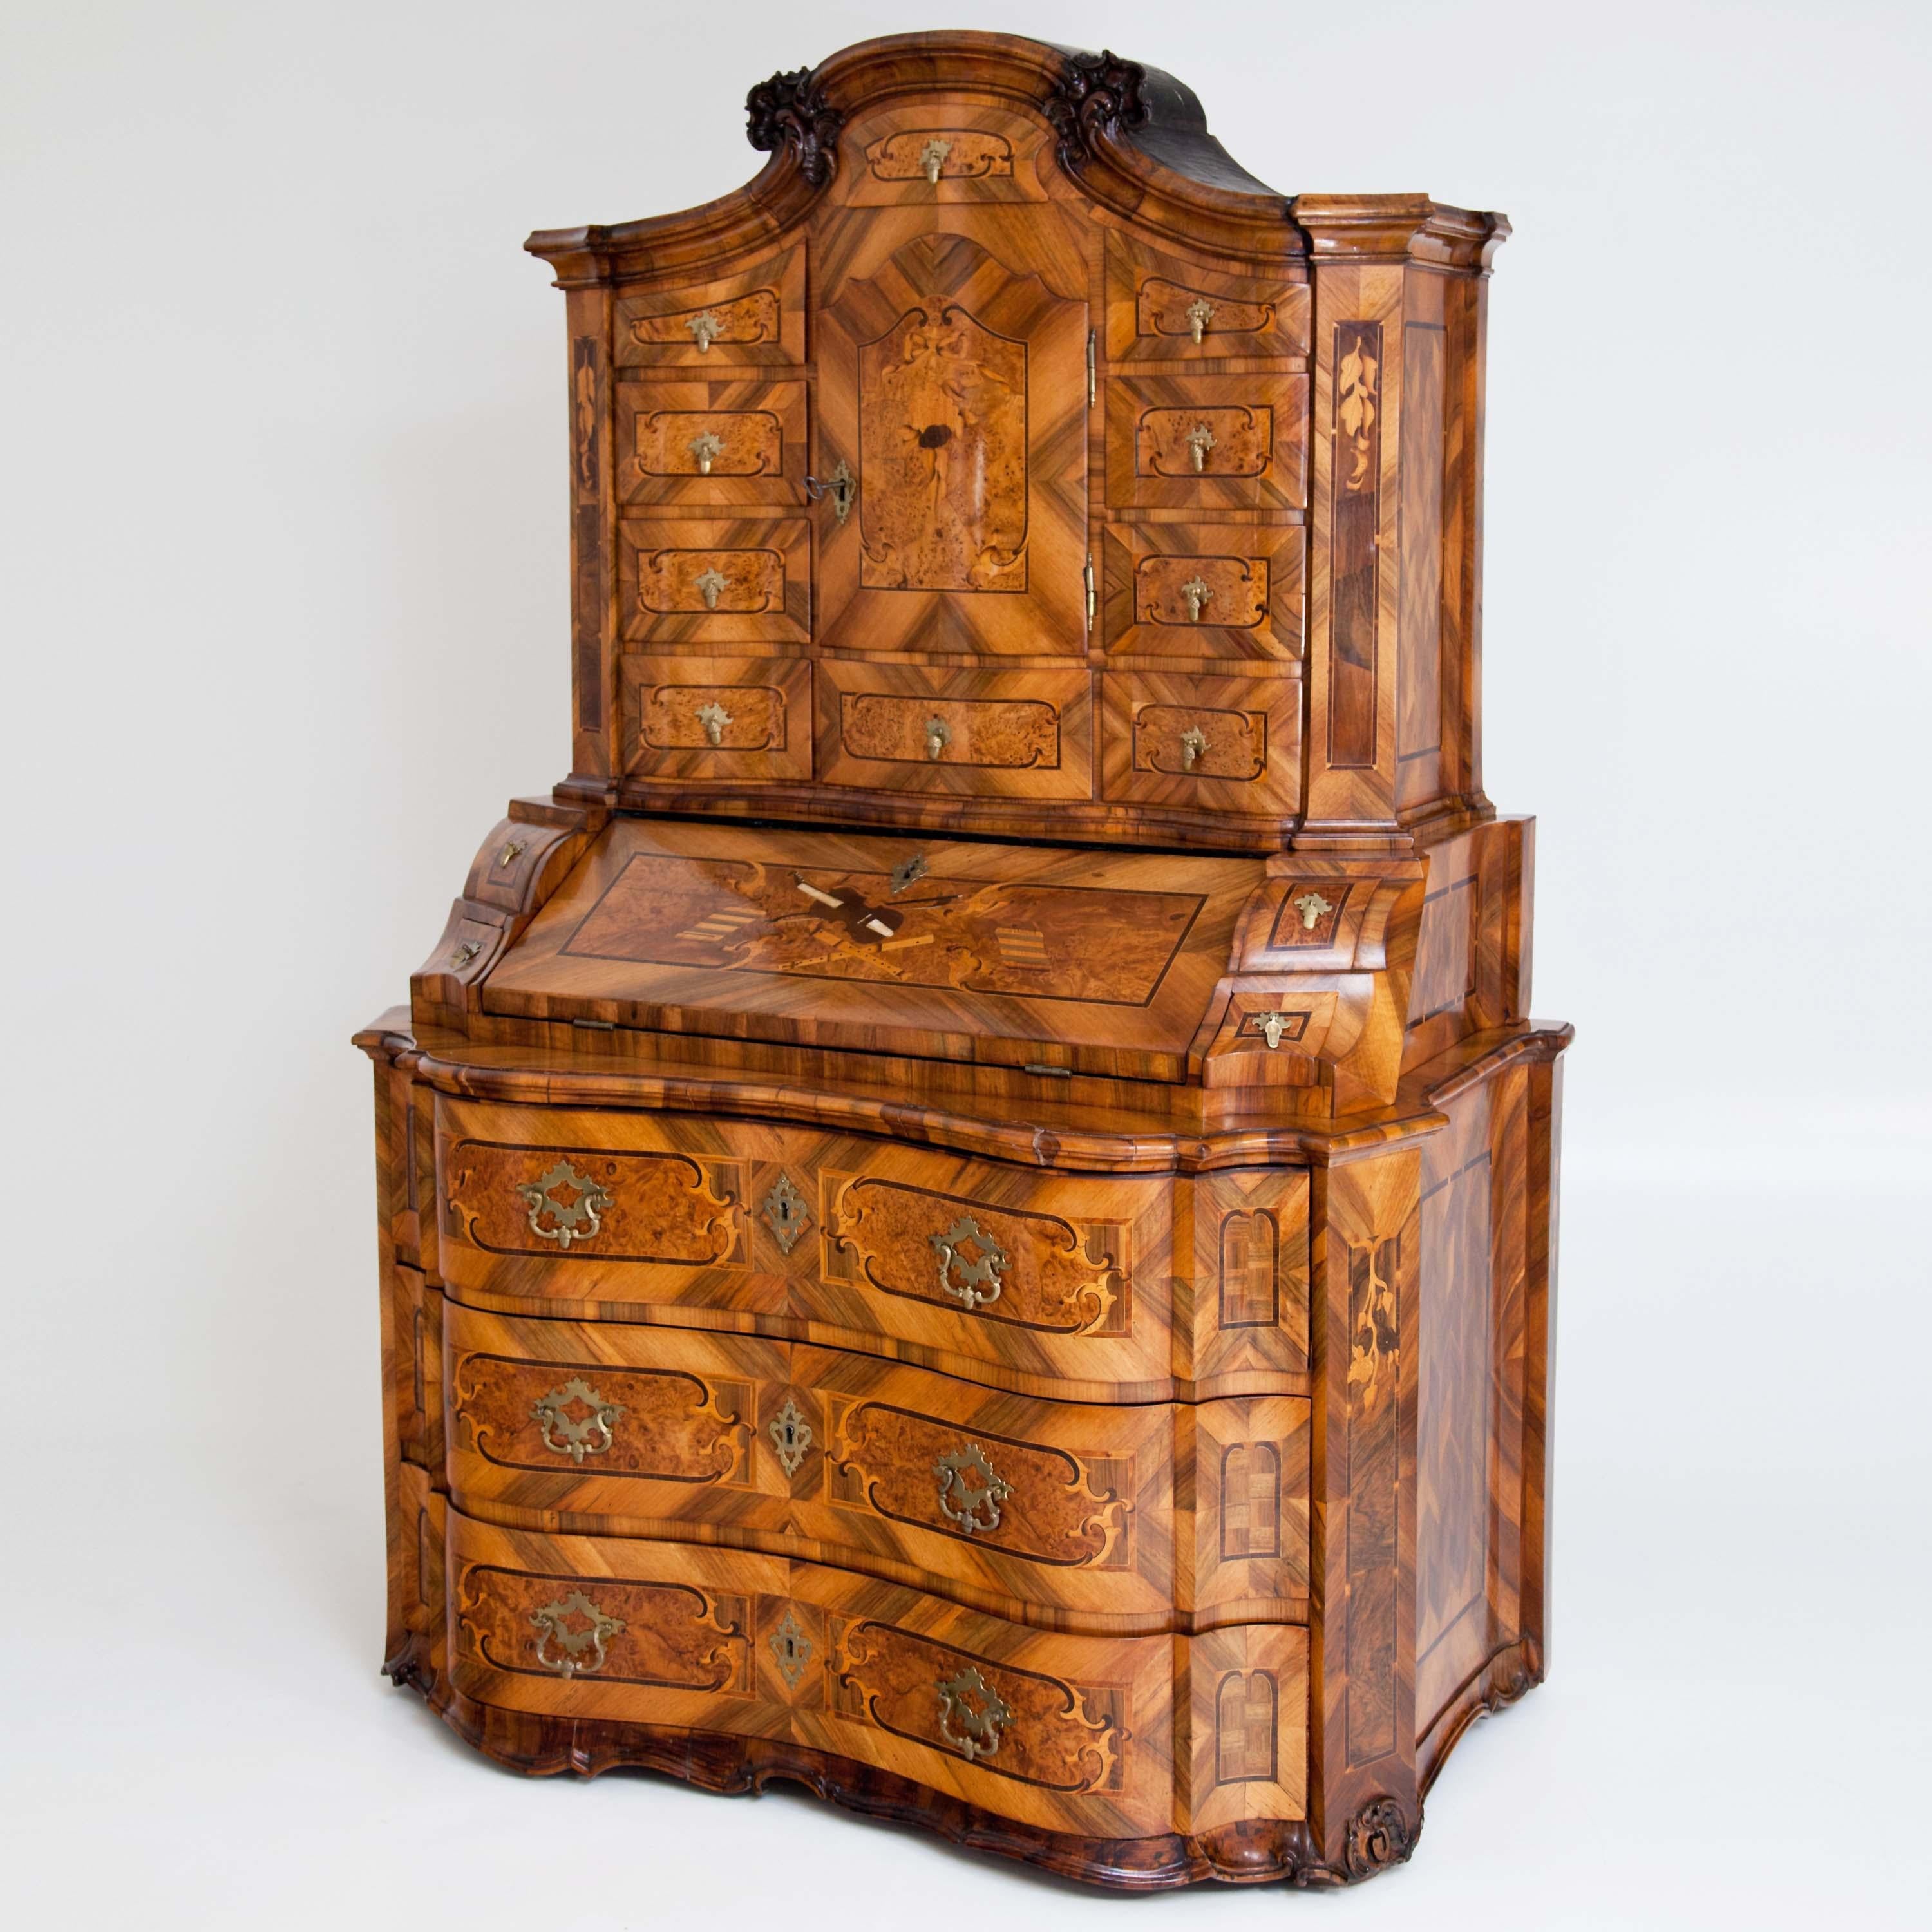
(444, 1508, 1308, 1841)
(444, 1304, 1309, 1627)
(434, 1098, 1311, 1402)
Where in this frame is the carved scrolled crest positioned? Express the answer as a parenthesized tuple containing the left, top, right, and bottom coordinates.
(1045, 48, 1150, 173)
(1343, 1795, 1419, 1880)
(745, 65, 843, 186)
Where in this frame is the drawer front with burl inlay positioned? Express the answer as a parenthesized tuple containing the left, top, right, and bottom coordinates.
(616, 379, 807, 507)
(618, 518, 809, 648)
(1104, 235, 1311, 366)
(443, 1304, 1311, 1625)
(1101, 524, 1305, 665)
(815, 664, 1092, 800)
(620, 656, 812, 783)
(444, 1510, 1309, 1838)
(614, 246, 806, 368)
(1101, 672, 1302, 817)
(434, 1101, 1311, 1401)
(1107, 374, 1309, 513)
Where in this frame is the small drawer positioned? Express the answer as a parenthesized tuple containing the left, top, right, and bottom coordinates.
(620, 656, 812, 783)
(1104, 235, 1311, 365)
(444, 1510, 1310, 1837)
(616, 378, 807, 507)
(815, 663, 1092, 800)
(433, 1100, 1312, 1401)
(1106, 374, 1309, 512)
(1101, 524, 1305, 663)
(443, 1305, 1310, 1624)
(614, 245, 805, 367)
(1101, 672, 1302, 817)
(618, 518, 810, 647)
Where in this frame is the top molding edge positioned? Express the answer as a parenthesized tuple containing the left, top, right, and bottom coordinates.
(524, 32, 1506, 285)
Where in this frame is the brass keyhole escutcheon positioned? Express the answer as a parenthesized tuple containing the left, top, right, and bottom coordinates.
(806, 458, 856, 525)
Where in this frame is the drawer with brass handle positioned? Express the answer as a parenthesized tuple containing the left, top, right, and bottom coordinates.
(443, 1303, 1311, 1628)
(616, 378, 807, 507)
(1100, 672, 1303, 818)
(620, 656, 813, 783)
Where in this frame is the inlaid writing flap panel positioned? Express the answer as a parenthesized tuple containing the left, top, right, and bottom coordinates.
(480, 819, 1256, 1080)
(616, 378, 808, 506)
(1104, 234, 1311, 365)
(620, 656, 813, 784)
(614, 245, 806, 366)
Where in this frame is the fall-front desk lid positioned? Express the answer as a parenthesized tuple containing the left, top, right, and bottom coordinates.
(484, 819, 1264, 1083)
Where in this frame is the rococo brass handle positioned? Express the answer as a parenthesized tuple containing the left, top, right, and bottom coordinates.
(1186, 296, 1216, 343)
(1293, 889, 1334, 931)
(1179, 725, 1209, 772)
(1184, 422, 1217, 473)
(1180, 575, 1211, 622)
(515, 1159, 613, 1249)
(694, 568, 729, 611)
(531, 1376, 624, 1463)
(529, 1591, 624, 1678)
(696, 701, 732, 746)
(920, 137, 952, 184)
(685, 311, 723, 352)
(936, 1665, 1012, 1761)
(931, 1214, 1008, 1310)
(934, 1443, 1014, 1535)
(923, 715, 952, 761)
(688, 430, 725, 476)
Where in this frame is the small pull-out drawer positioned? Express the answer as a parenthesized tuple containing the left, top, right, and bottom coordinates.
(1101, 524, 1304, 664)
(1101, 672, 1302, 817)
(1106, 374, 1309, 511)
(613, 246, 806, 367)
(620, 656, 813, 782)
(618, 519, 810, 648)
(816, 663, 1092, 800)
(616, 379, 807, 506)
(1104, 235, 1311, 365)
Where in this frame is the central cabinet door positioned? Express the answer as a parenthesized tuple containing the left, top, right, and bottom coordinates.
(816, 228, 1089, 656)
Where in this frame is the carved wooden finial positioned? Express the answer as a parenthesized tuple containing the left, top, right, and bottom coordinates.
(1045, 48, 1149, 173)
(745, 65, 844, 186)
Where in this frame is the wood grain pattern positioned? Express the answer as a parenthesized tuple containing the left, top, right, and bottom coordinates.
(1101, 523, 1305, 665)
(1104, 233, 1311, 365)
(617, 378, 807, 507)
(1108, 374, 1309, 513)
(618, 518, 810, 647)
(620, 656, 813, 784)
(1100, 671, 1301, 818)
(614, 245, 806, 367)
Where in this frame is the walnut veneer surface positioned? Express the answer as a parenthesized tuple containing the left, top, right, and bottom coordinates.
(356, 31, 1569, 1891)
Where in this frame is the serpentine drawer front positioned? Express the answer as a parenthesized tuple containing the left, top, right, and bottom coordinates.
(443, 1303, 1311, 1626)
(435, 1098, 1311, 1403)
(444, 1508, 1309, 1841)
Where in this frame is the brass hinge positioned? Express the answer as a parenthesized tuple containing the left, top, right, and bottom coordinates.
(1086, 330, 1096, 408)
(1083, 553, 1095, 631)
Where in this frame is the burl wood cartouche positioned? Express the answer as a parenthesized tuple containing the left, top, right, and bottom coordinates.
(355, 31, 1569, 1889)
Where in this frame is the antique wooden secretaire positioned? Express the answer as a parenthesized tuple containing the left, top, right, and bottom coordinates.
(355, 30, 1570, 1889)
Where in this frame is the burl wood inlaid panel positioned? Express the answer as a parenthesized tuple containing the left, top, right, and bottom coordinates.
(1104, 234, 1311, 365)
(482, 819, 1253, 1080)
(619, 656, 813, 784)
(1099, 671, 1301, 818)
(616, 378, 807, 507)
(1101, 524, 1305, 665)
(434, 1099, 1311, 1403)
(617, 518, 810, 648)
(442, 1305, 1311, 1627)
(614, 245, 806, 368)
(1107, 374, 1309, 513)
(816, 664, 1092, 800)
(816, 227, 1088, 655)
(444, 1513, 1308, 1835)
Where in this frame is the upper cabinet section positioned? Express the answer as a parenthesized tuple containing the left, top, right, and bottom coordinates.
(529, 33, 1508, 858)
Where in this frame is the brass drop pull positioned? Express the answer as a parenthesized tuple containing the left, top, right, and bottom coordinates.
(496, 839, 526, 869)
(1293, 889, 1334, 931)
(1255, 1010, 1296, 1050)
(694, 567, 728, 611)
(934, 1443, 1013, 1536)
(920, 137, 952, 184)
(450, 938, 482, 969)
(924, 715, 952, 761)
(686, 311, 723, 352)
(515, 1159, 612, 1249)
(1179, 725, 1209, 772)
(696, 700, 732, 746)
(1180, 575, 1211, 621)
(530, 1377, 624, 1463)
(688, 430, 725, 475)
(1186, 296, 1216, 343)
(1185, 422, 1217, 473)
(936, 1665, 1012, 1761)
(931, 1213, 1008, 1310)
(529, 1591, 624, 1678)
(805, 458, 857, 525)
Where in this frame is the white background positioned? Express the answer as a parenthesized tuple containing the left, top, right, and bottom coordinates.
(4, 1, 1928, 1924)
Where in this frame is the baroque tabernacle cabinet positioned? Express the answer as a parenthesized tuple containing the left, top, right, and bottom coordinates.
(355, 32, 1570, 1890)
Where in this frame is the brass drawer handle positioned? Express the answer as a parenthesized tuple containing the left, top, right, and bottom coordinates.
(805, 458, 857, 524)
(769, 1395, 813, 1475)
(920, 137, 952, 184)
(1255, 1010, 1296, 1050)
(1179, 725, 1209, 771)
(936, 1665, 1011, 1761)
(1180, 575, 1211, 622)
(1186, 296, 1216, 343)
(923, 715, 952, 761)
(529, 1590, 624, 1678)
(696, 700, 733, 746)
(1293, 889, 1334, 930)
(694, 568, 729, 611)
(688, 430, 725, 475)
(934, 1443, 1013, 1535)
(531, 1376, 624, 1463)
(450, 938, 482, 969)
(1184, 422, 1217, 473)
(686, 311, 723, 352)
(931, 1214, 1007, 1310)
(515, 1160, 612, 1249)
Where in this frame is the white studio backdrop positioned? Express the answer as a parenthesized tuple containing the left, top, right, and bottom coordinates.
(2, 2, 1927, 1926)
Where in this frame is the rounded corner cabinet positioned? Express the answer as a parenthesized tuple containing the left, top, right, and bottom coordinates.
(355, 30, 1569, 1892)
